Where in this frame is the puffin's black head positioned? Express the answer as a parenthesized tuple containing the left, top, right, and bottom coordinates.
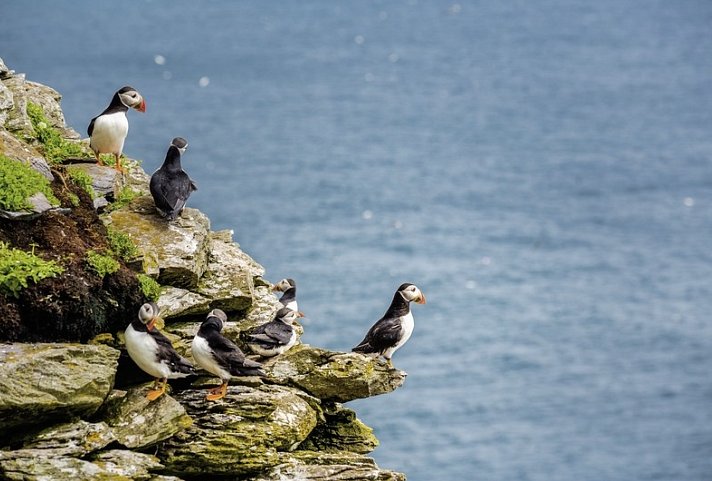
(202, 308, 227, 331)
(275, 307, 300, 325)
(138, 302, 161, 331)
(272, 278, 296, 293)
(116, 86, 146, 112)
(397, 283, 426, 304)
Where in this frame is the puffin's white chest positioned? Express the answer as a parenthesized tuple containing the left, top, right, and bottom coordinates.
(191, 335, 231, 380)
(388, 311, 415, 357)
(90, 112, 128, 154)
(284, 300, 298, 312)
(124, 324, 167, 379)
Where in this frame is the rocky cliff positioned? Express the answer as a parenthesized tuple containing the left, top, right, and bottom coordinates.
(0, 58, 407, 481)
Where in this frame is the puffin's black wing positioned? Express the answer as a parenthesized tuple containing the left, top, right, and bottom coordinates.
(149, 329, 195, 375)
(353, 316, 402, 354)
(87, 116, 97, 137)
(150, 171, 192, 216)
(207, 333, 264, 375)
(249, 321, 292, 346)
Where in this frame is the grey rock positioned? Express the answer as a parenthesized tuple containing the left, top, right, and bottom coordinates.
(0, 449, 130, 481)
(3, 75, 33, 135)
(104, 195, 211, 288)
(67, 163, 118, 197)
(24, 80, 70, 133)
(157, 286, 212, 319)
(28, 156, 54, 181)
(18, 420, 115, 456)
(99, 386, 192, 449)
(300, 404, 379, 454)
(89, 450, 164, 481)
(253, 451, 407, 481)
(0, 57, 13, 79)
(266, 344, 407, 403)
(0, 343, 120, 430)
(0, 80, 13, 126)
(159, 385, 318, 477)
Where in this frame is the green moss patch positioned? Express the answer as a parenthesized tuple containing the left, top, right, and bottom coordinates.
(107, 227, 139, 261)
(86, 250, 120, 278)
(26, 102, 89, 164)
(66, 167, 97, 199)
(0, 154, 60, 211)
(137, 274, 161, 301)
(0, 242, 64, 297)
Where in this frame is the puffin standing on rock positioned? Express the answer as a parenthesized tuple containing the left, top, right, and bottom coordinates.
(272, 278, 304, 316)
(149, 137, 197, 221)
(352, 283, 426, 366)
(124, 302, 195, 400)
(247, 307, 301, 358)
(191, 309, 266, 401)
(87, 86, 145, 172)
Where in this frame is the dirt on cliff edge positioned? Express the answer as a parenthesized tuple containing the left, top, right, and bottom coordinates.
(0, 174, 145, 342)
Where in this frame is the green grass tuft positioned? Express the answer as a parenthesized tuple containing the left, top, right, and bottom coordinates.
(26, 102, 89, 164)
(107, 227, 139, 261)
(0, 154, 60, 211)
(0, 242, 64, 297)
(85, 250, 120, 278)
(66, 167, 97, 199)
(107, 187, 140, 212)
(137, 274, 161, 301)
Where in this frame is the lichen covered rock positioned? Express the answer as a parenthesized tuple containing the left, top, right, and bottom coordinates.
(89, 450, 164, 481)
(0, 449, 130, 481)
(301, 404, 379, 454)
(104, 195, 211, 288)
(253, 451, 407, 481)
(99, 386, 192, 449)
(157, 286, 211, 319)
(267, 344, 407, 403)
(16, 420, 115, 456)
(159, 385, 318, 477)
(0, 343, 120, 430)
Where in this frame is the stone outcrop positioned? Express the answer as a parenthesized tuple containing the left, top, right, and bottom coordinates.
(0, 58, 407, 481)
(0, 343, 120, 431)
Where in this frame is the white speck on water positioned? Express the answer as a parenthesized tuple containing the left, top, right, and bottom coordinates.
(354, 35, 365, 45)
(683, 197, 695, 207)
(480, 256, 492, 265)
(199, 76, 210, 87)
(449, 3, 462, 14)
(388, 52, 400, 63)
(162, 70, 172, 80)
(465, 280, 477, 289)
(362, 210, 373, 220)
(393, 220, 403, 229)
(364, 72, 375, 82)
(154, 54, 166, 65)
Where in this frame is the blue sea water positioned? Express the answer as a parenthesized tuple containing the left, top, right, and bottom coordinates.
(2, 1, 712, 480)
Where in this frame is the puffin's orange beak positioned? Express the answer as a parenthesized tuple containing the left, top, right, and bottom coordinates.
(271, 285, 279, 292)
(297, 311, 305, 318)
(146, 316, 157, 331)
(137, 99, 146, 113)
(417, 294, 426, 304)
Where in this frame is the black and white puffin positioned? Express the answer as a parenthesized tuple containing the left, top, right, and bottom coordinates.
(191, 309, 266, 401)
(352, 283, 426, 366)
(247, 307, 301, 358)
(149, 137, 197, 221)
(124, 302, 195, 400)
(87, 86, 145, 172)
(272, 278, 304, 316)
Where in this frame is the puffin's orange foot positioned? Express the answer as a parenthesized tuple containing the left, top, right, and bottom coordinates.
(95, 155, 105, 166)
(206, 382, 228, 401)
(146, 380, 166, 401)
(114, 155, 124, 173)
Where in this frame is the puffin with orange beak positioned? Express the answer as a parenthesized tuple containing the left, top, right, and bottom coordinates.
(124, 302, 195, 400)
(352, 283, 426, 367)
(87, 86, 146, 172)
(272, 278, 304, 317)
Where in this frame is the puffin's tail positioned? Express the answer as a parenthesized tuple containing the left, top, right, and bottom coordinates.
(232, 358, 266, 377)
(352, 341, 374, 354)
(175, 356, 197, 376)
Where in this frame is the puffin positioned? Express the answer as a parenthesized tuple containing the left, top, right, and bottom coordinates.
(272, 278, 304, 316)
(191, 309, 266, 401)
(87, 86, 145, 172)
(124, 302, 195, 400)
(352, 283, 426, 366)
(149, 137, 197, 221)
(247, 307, 301, 358)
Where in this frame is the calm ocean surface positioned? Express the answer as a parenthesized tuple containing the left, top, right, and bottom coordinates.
(2, 1, 712, 479)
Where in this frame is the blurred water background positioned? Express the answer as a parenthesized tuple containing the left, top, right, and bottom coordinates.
(2, 1, 712, 479)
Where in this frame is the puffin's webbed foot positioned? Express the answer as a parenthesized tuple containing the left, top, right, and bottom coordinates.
(114, 154, 124, 173)
(146, 378, 167, 401)
(206, 381, 228, 401)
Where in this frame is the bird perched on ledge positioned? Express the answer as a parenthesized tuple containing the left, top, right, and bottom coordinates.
(352, 283, 426, 366)
(191, 309, 266, 401)
(272, 278, 304, 316)
(87, 86, 145, 172)
(124, 302, 195, 400)
(247, 307, 301, 358)
(149, 137, 197, 221)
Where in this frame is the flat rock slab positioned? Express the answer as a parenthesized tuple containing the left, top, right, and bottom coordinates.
(0, 343, 120, 431)
(254, 451, 407, 481)
(16, 420, 115, 456)
(159, 385, 318, 477)
(0, 449, 131, 481)
(266, 344, 407, 403)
